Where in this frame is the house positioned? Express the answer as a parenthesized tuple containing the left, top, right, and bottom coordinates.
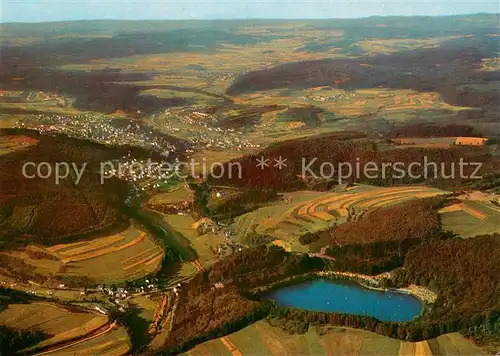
(454, 137, 487, 146)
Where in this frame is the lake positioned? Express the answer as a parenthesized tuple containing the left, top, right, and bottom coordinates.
(267, 278, 423, 322)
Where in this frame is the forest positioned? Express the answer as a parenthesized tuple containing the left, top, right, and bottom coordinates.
(162, 228, 500, 353)
(327, 199, 441, 246)
(0, 130, 128, 244)
(389, 123, 485, 138)
(210, 132, 496, 191)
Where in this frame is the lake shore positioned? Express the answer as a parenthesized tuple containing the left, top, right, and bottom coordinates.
(251, 269, 437, 305)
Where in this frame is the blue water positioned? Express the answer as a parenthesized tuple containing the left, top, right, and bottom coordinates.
(267, 278, 422, 322)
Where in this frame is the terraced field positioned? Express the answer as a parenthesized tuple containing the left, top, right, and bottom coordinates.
(236, 87, 470, 123)
(1, 224, 163, 283)
(40, 322, 130, 356)
(233, 185, 448, 251)
(440, 200, 500, 237)
(185, 322, 486, 356)
(0, 301, 118, 353)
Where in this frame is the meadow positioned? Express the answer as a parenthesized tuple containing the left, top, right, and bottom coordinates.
(440, 199, 500, 237)
(147, 184, 192, 206)
(184, 322, 486, 356)
(0, 301, 126, 353)
(162, 214, 225, 269)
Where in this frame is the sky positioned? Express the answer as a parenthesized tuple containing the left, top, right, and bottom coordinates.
(1, 0, 498, 23)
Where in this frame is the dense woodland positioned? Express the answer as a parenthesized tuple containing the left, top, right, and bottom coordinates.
(210, 132, 496, 191)
(0, 325, 46, 355)
(400, 234, 500, 325)
(0, 130, 128, 244)
(327, 199, 441, 246)
(208, 189, 279, 220)
(389, 123, 485, 139)
(165, 246, 326, 352)
(163, 228, 500, 353)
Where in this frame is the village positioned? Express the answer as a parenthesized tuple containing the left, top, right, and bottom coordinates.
(16, 113, 180, 157)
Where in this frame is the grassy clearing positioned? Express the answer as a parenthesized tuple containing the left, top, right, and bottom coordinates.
(440, 211, 483, 237)
(0, 302, 109, 350)
(443, 333, 487, 355)
(358, 331, 400, 355)
(127, 207, 197, 263)
(233, 185, 447, 251)
(163, 214, 225, 268)
(148, 185, 191, 205)
(184, 323, 485, 356)
(440, 200, 500, 237)
(140, 88, 225, 106)
(129, 295, 161, 322)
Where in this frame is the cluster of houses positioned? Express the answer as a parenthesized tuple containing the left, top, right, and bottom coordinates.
(17, 113, 178, 156)
(301, 91, 356, 102)
(216, 242, 245, 256)
(160, 109, 261, 151)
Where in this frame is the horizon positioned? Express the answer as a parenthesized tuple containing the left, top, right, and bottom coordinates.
(1, 12, 498, 25)
(2, 0, 498, 23)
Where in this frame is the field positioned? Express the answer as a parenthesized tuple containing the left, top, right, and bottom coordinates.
(440, 199, 500, 237)
(0, 90, 80, 118)
(233, 185, 447, 251)
(140, 88, 226, 107)
(0, 301, 114, 351)
(147, 185, 192, 206)
(0, 16, 499, 355)
(357, 36, 464, 55)
(1, 224, 163, 283)
(184, 322, 486, 356)
(145, 85, 473, 154)
(163, 214, 226, 268)
(238, 87, 470, 121)
(40, 322, 130, 355)
(0, 133, 39, 156)
(129, 294, 162, 322)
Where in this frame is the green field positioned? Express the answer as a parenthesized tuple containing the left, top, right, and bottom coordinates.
(440, 200, 500, 237)
(233, 185, 448, 251)
(148, 185, 192, 205)
(0, 301, 116, 352)
(184, 322, 486, 356)
(163, 214, 226, 268)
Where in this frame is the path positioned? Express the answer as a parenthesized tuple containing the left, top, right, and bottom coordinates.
(35, 321, 117, 355)
(220, 336, 243, 356)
